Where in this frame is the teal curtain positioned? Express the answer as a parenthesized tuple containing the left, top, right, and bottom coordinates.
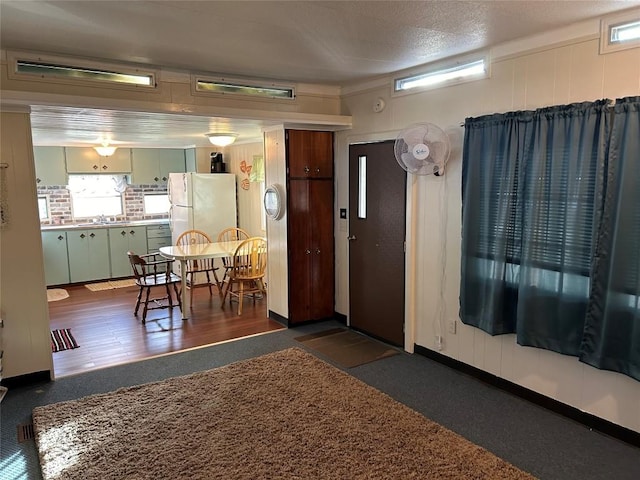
(461, 98, 640, 381)
(460, 111, 532, 334)
(580, 97, 640, 380)
(516, 102, 610, 355)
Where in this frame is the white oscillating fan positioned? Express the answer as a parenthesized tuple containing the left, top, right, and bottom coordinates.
(394, 123, 451, 176)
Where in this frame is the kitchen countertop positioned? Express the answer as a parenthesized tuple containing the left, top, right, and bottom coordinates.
(41, 219, 169, 231)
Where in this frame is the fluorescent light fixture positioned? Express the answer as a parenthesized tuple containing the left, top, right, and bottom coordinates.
(94, 142, 117, 156)
(395, 59, 486, 92)
(195, 77, 295, 99)
(206, 133, 238, 147)
(15, 60, 154, 86)
(611, 20, 640, 43)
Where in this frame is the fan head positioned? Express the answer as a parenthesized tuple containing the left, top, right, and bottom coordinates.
(394, 122, 451, 176)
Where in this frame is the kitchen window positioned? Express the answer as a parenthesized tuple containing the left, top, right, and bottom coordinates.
(144, 193, 170, 215)
(38, 195, 49, 221)
(68, 174, 126, 220)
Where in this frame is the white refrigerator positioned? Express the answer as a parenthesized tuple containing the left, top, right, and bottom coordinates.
(168, 173, 237, 245)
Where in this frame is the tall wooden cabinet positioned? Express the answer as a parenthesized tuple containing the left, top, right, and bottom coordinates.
(286, 129, 335, 323)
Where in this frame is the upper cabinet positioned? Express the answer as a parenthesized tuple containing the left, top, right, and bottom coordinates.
(66, 147, 132, 173)
(286, 130, 334, 179)
(131, 148, 186, 184)
(34, 146, 67, 186)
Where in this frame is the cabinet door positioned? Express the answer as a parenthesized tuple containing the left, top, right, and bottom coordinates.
(132, 148, 185, 184)
(287, 179, 313, 322)
(158, 149, 186, 183)
(286, 130, 333, 178)
(66, 147, 131, 173)
(287, 179, 334, 323)
(109, 227, 147, 278)
(34, 147, 67, 186)
(309, 179, 334, 319)
(41, 231, 70, 285)
(131, 148, 159, 184)
(68, 229, 111, 282)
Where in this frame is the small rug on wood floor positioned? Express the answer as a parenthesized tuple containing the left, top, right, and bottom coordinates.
(46, 289, 69, 302)
(50, 329, 79, 352)
(33, 348, 534, 480)
(84, 279, 137, 291)
(294, 327, 399, 368)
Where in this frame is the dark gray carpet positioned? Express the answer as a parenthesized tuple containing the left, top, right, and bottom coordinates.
(1, 320, 639, 480)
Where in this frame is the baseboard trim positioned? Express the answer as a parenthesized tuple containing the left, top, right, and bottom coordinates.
(414, 344, 640, 448)
(0, 370, 51, 389)
(268, 310, 346, 328)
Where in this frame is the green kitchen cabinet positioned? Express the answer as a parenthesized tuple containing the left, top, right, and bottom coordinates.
(41, 230, 70, 286)
(67, 228, 111, 283)
(131, 148, 185, 185)
(34, 146, 67, 186)
(109, 226, 147, 278)
(66, 147, 132, 174)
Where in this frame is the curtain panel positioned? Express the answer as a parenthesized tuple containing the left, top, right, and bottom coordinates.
(460, 97, 639, 381)
(580, 97, 640, 381)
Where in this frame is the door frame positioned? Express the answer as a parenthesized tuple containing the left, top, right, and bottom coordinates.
(343, 131, 418, 352)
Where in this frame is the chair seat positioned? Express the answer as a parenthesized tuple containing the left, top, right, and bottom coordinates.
(128, 251, 182, 324)
(136, 272, 182, 287)
(175, 229, 223, 303)
(222, 237, 267, 315)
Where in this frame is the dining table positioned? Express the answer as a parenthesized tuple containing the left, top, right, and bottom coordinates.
(159, 239, 243, 319)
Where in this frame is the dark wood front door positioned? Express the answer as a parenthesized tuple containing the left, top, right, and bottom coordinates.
(349, 141, 406, 346)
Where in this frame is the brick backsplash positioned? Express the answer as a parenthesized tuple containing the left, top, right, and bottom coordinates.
(39, 183, 168, 225)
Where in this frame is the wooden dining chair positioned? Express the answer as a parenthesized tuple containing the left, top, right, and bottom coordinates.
(175, 229, 222, 304)
(127, 251, 182, 324)
(217, 227, 250, 284)
(222, 236, 267, 315)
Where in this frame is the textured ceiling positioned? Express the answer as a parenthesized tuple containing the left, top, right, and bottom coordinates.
(2, 0, 639, 147)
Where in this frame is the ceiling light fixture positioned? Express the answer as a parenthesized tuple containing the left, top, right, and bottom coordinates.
(205, 133, 238, 147)
(94, 141, 117, 157)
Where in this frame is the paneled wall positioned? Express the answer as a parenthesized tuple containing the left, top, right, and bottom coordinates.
(0, 109, 53, 379)
(337, 28, 640, 432)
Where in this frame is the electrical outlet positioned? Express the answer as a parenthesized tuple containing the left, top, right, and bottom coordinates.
(448, 320, 457, 334)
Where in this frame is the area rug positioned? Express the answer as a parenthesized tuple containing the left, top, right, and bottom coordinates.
(46, 288, 69, 302)
(50, 329, 79, 352)
(295, 327, 399, 368)
(33, 348, 535, 480)
(84, 279, 136, 291)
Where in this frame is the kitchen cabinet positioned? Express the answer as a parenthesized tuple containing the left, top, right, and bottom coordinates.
(109, 226, 148, 278)
(34, 146, 67, 186)
(286, 130, 335, 323)
(131, 148, 186, 184)
(41, 230, 70, 285)
(146, 224, 172, 253)
(287, 130, 333, 179)
(65, 147, 132, 173)
(146, 224, 172, 272)
(67, 228, 111, 283)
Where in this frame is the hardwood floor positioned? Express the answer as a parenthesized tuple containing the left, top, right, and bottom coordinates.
(47, 282, 284, 378)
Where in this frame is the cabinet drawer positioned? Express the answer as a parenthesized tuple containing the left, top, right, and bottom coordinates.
(146, 224, 171, 238)
(147, 235, 172, 252)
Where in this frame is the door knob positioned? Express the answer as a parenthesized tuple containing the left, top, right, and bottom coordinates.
(347, 235, 357, 241)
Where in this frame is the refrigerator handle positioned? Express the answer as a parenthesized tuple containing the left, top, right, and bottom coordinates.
(169, 205, 174, 233)
(167, 176, 173, 204)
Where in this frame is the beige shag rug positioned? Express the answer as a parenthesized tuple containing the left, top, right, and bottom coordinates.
(46, 289, 69, 302)
(33, 348, 536, 480)
(84, 279, 136, 291)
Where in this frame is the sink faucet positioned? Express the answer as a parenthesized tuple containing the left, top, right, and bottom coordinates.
(98, 214, 107, 223)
